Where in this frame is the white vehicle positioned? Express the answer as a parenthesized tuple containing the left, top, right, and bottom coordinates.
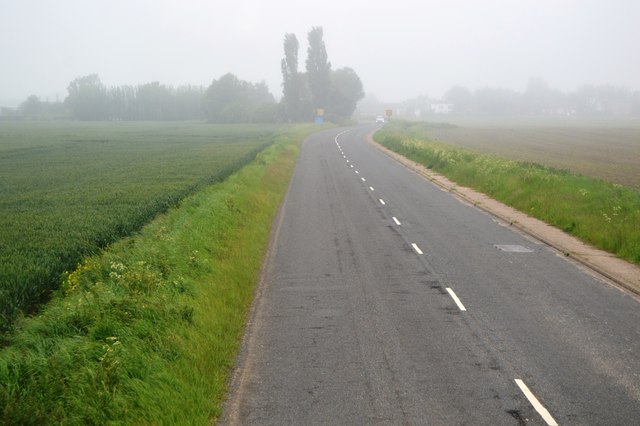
(375, 115, 385, 123)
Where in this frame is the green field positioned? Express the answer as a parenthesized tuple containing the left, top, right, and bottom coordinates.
(0, 124, 314, 423)
(376, 121, 640, 265)
(0, 121, 279, 334)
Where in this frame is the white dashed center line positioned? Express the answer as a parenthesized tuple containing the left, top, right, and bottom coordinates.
(332, 129, 560, 426)
(355, 171, 359, 174)
(515, 380, 558, 425)
(445, 288, 467, 311)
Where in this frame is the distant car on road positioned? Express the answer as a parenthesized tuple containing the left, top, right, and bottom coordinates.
(375, 115, 385, 123)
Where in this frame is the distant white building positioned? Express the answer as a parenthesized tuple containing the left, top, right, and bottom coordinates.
(0, 106, 19, 117)
(430, 103, 454, 114)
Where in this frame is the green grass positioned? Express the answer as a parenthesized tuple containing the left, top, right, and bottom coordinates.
(0, 121, 280, 334)
(376, 121, 640, 265)
(0, 123, 318, 423)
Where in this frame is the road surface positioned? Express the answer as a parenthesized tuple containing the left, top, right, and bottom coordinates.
(222, 125, 640, 425)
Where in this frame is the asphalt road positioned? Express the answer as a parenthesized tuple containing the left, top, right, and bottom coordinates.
(223, 125, 640, 425)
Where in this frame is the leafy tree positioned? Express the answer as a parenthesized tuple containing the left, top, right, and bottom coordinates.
(329, 67, 364, 120)
(204, 73, 246, 122)
(204, 73, 277, 123)
(305, 26, 332, 110)
(247, 81, 278, 122)
(474, 87, 521, 115)
(173, 85, 205, 120)
(20, 95, 42, 117)
(524, 77, 565, 114)
(65, 74, 109, 120)
(136, 82, 173, 120)
(444, 86, 473, 114)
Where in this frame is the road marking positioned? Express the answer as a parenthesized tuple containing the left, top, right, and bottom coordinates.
(411, 243, 423, 254)
(346, 160, 350, 163)
(355, 170, 359, 174)
(379, 198, 386, 205)
(361, 177, 366, 182)
(369, 186, 374, 191)
(334, 129, 350, 144)
(445, 288, 467, 311)
(392, 216, 401, 225)
(350, 164, 354, 168)
(515, 379, 558, 426)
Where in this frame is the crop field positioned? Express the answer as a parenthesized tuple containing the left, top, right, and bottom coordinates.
(376, 121, 640, 266)
(417, 117, 640, 189)
(0, 121, 278, 334)
(0, 125, 315, 423)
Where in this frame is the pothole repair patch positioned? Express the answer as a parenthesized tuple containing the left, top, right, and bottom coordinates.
(494, 244, 534, 253)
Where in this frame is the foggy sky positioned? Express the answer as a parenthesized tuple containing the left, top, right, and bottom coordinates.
(1, 0, 639, 106)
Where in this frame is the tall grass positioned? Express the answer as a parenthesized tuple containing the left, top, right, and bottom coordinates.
(0, 124, 318, 423)
(0, 122, 277, 335)
(376, 122, 640, 265)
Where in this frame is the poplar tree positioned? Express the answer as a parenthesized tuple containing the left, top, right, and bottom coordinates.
(305, 26, 332, 110)
(281, 33, 305, 121)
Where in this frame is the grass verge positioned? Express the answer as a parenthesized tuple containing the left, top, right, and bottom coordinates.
(0, 124, 319, 424)
(0, 121, 277, 335)
(375, 121, 640, 265)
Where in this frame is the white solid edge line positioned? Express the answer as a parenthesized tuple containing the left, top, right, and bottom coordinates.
(392, 217, 401, 225)
(379, 199, 386, 205)
(515, 379, 558, 426)
(445, 288, 467, 311)
(411, 243, 423, 255)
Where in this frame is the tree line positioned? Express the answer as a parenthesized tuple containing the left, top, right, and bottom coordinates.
(7, 26, 364, 123)
(390, 78, 640, 117)
(442, 78, 640, 116)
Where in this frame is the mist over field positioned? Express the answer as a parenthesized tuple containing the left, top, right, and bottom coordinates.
(1, 0, 639, 108)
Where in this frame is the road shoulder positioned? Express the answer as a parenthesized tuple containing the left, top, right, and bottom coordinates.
(368, 132, 640, 297)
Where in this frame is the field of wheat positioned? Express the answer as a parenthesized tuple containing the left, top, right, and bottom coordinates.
(0, 121, 277, 333)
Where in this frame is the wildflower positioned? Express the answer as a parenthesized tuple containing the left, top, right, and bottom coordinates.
(110, 262, 126, 272)
(189, 250, 199, 265)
